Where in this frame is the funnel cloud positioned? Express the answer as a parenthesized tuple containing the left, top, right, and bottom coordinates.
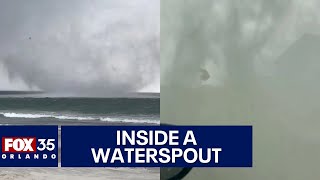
(0, 0, 159, 95)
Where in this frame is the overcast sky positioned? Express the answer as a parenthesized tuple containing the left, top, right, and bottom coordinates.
(0, 0, 159, 95)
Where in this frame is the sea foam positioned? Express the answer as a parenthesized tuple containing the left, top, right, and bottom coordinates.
(0, 112, 159, 124)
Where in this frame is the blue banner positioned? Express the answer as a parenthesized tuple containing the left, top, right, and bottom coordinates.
(61, 126, 252, 167)
(0, 126, 58, 167)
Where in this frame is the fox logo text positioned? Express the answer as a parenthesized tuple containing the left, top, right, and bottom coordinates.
(1, 137, 56, 161)
(2, 138, 36, 153)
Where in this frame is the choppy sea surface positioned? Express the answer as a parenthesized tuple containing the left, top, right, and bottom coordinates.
(0, 97, 160, 125)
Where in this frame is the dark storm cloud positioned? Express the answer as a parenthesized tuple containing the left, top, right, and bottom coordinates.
(0, 0, 159, 95)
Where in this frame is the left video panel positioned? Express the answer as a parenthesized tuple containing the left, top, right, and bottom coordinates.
(0, 0, 159, 179)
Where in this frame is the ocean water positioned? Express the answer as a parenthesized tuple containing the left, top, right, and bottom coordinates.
(0, 96, 160, 180)
(0, 97, 160, 125)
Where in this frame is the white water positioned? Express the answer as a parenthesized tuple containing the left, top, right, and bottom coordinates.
(0, 112, 160, 124)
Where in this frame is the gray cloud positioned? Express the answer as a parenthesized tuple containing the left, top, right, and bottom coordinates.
(161, 0, 320, 87)
(0, 0, 159, 95)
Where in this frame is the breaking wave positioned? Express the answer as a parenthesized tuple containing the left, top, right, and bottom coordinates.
(0, 112, 159, 124)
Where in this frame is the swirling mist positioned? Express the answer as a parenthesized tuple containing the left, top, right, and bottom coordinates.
(0, 0, 159, 95)
(161, 0, 320, 88)
(162, 0, 320, 179)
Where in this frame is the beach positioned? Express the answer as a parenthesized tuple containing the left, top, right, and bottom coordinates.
(0, 167, 159, 180)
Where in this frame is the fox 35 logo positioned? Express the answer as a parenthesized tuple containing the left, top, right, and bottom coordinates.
(1, 137, 57, 160)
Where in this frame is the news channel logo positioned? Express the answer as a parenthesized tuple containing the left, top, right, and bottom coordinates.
(0, 126, 58, 167)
